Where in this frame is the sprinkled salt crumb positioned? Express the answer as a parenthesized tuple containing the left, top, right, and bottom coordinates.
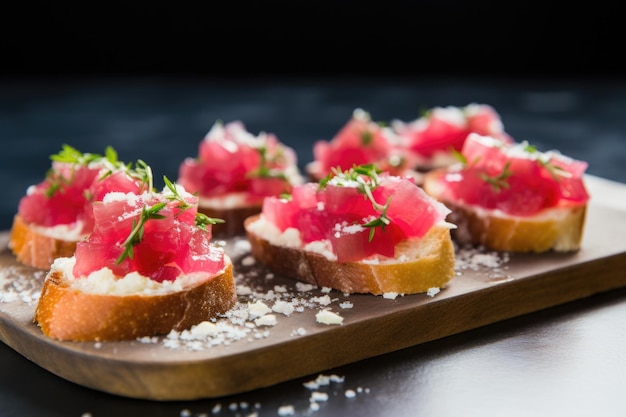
(278, 404, 295, 416)
(303, 374, 345, 389)
(211, 403, 222, 413)
(236, 284, 252, 295)
(345, 389, 356, 398)
(296, 282, 316, 292)
(339, 301, 353, 309)
(180, 409, 191, 417)
(93, 342, 103, 349)
(309, 402, 320, 411)
(241, 256, 256, 266)
(292, 327, 307, 336)
(233, 238, 251, 252)
(272, 300, 295, 316)
(455, 246, 510, 271)
(316, 310, 343, 325)
(321, 287, 332, 293)
(426, 287, 440, 297)
(248, 300, 272, 318)
(383, 292, 399, 299)
(274, 285, 287, 293)
(190, 321, 220, 337)
(311, 294, 332, 306)
(310, 391, 329, 402)
(254, 314, 277, 326)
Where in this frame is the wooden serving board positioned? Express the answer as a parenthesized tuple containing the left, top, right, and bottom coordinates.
(1, 176, 626, 401)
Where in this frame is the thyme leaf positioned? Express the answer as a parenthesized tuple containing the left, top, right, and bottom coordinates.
(116, 202, 167, 264)
(163, 175, 224, 228)
(319, 164, 392, 242)
(246, 144, 289, 181)
(480, 161, 512, 192)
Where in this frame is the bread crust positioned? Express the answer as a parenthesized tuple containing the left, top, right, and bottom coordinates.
(199, 205, 262, 237)
(423, 169, 587, 252)
(34, 262, 236, 342)
(244, 215, 456, 295)
(8, 214, 80, 270)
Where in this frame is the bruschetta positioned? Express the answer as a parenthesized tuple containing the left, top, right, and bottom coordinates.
(422, 133, 590, 252)
(177, 120, 304, 236)
(9, 145, 150, 270)
(245, 164, 456, 295)
(34, 176, 236, 342)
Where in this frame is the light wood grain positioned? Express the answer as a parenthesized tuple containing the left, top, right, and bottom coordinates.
(1, 176, 625, 401)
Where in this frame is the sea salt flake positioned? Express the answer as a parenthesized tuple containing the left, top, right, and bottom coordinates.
(311, 295, 332, 306)
(248, 300, 272, 318)
(277, 405, 295, 416)
(295, 282, 316, 292)
(426, 287, 440, 297)
(254, 314, 277, 326)
(272, 300, 295, 316)
(310, 391, 329, 402)
(316, 310, 343, 325)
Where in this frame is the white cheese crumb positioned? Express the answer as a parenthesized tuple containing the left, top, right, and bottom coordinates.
(311, 294, 332, 306)
(277, 405, 295, 416)
(248, 300, 272, 318)
(272, 300, 295, 316)
(339, 301, 354, 309)
(292, 327, 307, 336)
(310, 391, 329, 402)
(345, 389, 357, 398)
(383, 292, 399, 299)
(316, 310, 343, 325)
(254, 314, 277, 327)
(295, 282, 316, 292)
(426, 287, 441, 297)
(241, 255, 256, 266)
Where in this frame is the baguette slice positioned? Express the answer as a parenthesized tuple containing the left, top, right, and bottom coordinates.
(244, 215, 456, 295)
(423, 168, 587, 252)
(198, 202, 262, 237)
(34, 257, 236, 342)
(8, 214, 83, 270)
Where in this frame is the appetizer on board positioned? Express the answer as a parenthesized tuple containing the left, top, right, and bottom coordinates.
(178, 120, 304, 236)
(9, 145, 149, 270)
(422, 133, 590, 252)
(245, 164, 456, 295)
(34, 174, 236, 342)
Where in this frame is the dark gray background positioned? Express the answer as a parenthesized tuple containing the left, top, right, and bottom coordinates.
(1, 77, 625, 231)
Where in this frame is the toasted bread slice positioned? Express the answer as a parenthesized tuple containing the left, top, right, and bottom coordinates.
(9, 214, 83, 270)
(423, 168, 587, 252)
(244, 215, 456, 295)
(34, 257, 236, 342)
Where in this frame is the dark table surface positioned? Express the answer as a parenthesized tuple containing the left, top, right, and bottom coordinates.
(1, 76, 626, 417)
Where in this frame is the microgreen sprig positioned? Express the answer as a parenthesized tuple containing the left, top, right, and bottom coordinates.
(524, 143, 571, 181)
(162, 175, 224, 229)
(247, 144, 289, 181)
(320, 164, 392, 242)
(116, 203, 166, 264)
(480, 161, 512, 192)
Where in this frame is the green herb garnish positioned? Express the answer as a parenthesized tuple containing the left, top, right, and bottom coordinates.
(247, 144, 289, 181)
(480, 161, 512, 192)
(320, 164, 392, 241)
(116, 203, 167, 264)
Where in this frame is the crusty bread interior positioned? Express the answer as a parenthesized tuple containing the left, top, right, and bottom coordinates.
(244, 215, 456, 295)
